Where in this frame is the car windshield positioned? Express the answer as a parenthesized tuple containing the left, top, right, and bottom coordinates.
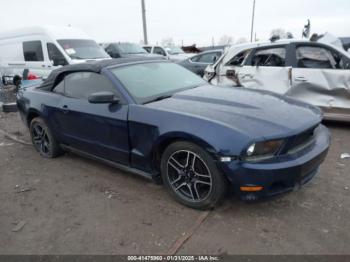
(166, 46, 185, 55)
(110, 62, 206, 104)
(57, 39, 110, 60)
(117, 43, 148, 54)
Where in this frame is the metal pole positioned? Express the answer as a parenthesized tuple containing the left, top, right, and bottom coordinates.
(141, 0, 148, 45)
(250, 0, 256, 42)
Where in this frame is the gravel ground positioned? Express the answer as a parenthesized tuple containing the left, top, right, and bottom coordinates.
(0, 112, 349, 255)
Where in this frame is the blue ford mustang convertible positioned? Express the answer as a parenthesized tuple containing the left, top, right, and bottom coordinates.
(17, 58, 330, 209)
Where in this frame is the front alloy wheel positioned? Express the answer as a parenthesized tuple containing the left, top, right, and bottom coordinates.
(161, 141, 227, 210)
(167, 150, 212, 202)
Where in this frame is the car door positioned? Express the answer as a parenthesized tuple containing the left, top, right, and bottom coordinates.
(53, 71, 130, 165)
(289, 43, 350, 118)
(188, 51, 222, 76)
(237, 45, 292, 94)
(215, 48, 252, 86)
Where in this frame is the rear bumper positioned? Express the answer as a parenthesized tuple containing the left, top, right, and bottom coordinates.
(219, 125, 330, 200)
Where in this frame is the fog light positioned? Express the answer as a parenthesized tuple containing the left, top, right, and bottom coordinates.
(240, 186, 263, 192)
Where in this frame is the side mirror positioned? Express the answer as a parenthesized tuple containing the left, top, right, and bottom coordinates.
(88, 91, 120, 104)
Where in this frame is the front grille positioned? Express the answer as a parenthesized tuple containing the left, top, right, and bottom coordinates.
(282, 126, 317, 155)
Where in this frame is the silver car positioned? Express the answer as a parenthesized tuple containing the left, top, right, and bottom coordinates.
(204, 39, 350, 122)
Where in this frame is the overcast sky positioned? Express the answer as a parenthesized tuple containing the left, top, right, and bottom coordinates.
(1, 0, 350, 46)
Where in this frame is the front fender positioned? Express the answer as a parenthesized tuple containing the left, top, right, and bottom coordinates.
(128, 105, 251, 173)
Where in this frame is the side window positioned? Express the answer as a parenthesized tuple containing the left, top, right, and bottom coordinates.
(53, 80, 64, 94)
(296, 46, 345, 69)
(190, 54, 201, 63)
(23, 41, 44, 61)
(64, 72, 116, 99)
(196, 52, 221, 64)
(143, 47, 151, 53)
(251, 47, 286, 67)
(154, 47, 166, 56)
(227, 49, 251, 66)
(47, 43, 67, 66)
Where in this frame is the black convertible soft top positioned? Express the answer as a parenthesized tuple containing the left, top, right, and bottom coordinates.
(39, 57, 165, 91)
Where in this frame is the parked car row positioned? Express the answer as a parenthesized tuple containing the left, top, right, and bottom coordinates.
(204, 39, 350, 122)
(1, 26, 213, 84)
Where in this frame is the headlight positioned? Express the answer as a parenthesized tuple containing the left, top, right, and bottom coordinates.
(245, 140, 283, 160)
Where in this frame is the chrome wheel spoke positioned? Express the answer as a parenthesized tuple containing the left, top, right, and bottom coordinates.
(193, 183, 200, 200)
(195, 180, 211, 186)
(185, 152, 196, 169)
(171, 175, 183, 185)
(175, 182, 187, 191)
(168, 157, 184, 173)
(194, 172, 211, 178)
(187, 184, 195, 200)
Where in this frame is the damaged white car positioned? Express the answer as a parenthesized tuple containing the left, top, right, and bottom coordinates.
(204, 39, 350, 122)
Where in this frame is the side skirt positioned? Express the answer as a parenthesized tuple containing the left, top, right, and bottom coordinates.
(60, 144, 155, 181)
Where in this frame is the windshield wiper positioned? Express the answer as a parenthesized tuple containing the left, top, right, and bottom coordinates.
(144, 94, 172, 104)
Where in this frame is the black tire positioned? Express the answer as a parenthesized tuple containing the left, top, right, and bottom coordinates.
(160, 141, 227, 210)
(29, 117, 63, 158)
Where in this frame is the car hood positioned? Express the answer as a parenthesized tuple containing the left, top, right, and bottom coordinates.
(146, 85, 322, 140)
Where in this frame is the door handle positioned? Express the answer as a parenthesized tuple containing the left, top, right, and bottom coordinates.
(61, 105, 69, 114)
(294, 76, 308, 82)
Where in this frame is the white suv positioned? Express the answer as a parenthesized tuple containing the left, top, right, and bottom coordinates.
(204, 39, 350, 122)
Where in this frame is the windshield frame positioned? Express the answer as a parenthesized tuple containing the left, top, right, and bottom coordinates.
(107, 60, 206, 104)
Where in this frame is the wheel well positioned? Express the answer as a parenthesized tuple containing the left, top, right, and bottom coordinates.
(27, 111, 40, 126)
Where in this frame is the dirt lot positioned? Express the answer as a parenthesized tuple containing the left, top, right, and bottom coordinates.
(0, 111, 349, 255)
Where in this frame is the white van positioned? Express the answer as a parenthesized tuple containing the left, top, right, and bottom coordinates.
(0, 26, 110, 79)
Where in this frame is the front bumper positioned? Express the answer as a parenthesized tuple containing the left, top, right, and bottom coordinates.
(219, 124, 330, 201)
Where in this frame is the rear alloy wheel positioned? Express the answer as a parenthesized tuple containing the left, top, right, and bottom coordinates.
(30, 117, 62, 158)
(161, 141, 227, 210)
